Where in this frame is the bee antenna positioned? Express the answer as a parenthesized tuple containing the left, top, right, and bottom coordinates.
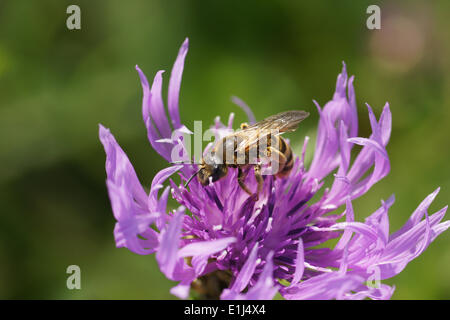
(184, 168, 202, 188)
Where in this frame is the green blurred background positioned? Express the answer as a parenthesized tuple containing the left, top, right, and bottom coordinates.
(0, 0, 449, 299)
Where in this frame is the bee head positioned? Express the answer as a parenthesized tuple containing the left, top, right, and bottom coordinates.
(198, 163, 228, 186)
(197, 152, 228, 186)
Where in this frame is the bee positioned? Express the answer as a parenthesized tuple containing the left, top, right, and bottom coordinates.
(185, 110, 309, 199)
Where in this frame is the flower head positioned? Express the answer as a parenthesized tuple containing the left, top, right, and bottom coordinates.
(99, 38, 449, 300)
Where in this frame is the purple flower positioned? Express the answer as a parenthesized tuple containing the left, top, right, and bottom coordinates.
(99, 38, 449, 300)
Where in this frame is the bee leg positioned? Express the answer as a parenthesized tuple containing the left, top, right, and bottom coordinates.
(266, 147, 286, 175)
(237, 167, 253, 197)
(254, 164, 263, 200)
(240, 122, 249, 129)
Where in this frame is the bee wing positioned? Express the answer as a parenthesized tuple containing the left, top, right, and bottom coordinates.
(235, 110, 309, 153)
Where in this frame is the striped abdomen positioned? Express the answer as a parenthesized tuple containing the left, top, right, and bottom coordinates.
(276, 136, 294, 177)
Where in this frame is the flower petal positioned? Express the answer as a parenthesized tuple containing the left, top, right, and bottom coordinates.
(231, 96, 256, 124)
(168, 38, 189, 129)
(289, 239, 305, 287)
(222, 251, 278, 300)
(230, 243, 259, 292)
(156, 206, 185, 279)
(178, 237, 236, 258)
(281, 271, 364, 300)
